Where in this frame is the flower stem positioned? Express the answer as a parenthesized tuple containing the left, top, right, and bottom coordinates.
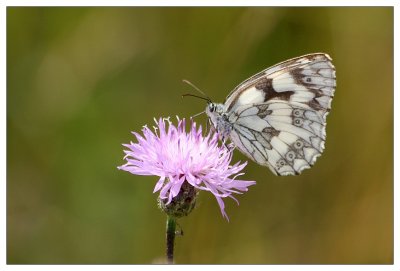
(166, 215, 176, 264)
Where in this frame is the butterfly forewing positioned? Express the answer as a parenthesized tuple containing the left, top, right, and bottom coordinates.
(225, 53, 336, 175)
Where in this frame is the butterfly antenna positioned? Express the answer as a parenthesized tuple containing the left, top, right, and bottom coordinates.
(190, 111, 205, 119)
(182, 79, 212, 101)
(182, 93, 211, 103)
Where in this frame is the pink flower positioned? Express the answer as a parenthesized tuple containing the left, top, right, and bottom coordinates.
(118, 118, 256, 220)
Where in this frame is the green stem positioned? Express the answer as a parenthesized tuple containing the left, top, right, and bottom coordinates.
(166, 216, 176, 264)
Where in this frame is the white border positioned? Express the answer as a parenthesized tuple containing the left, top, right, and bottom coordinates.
(393, 1, 398, 270)
(1, 1, 7, 270)
(1, 1, 398, 271)
(0, 266, 399, 271)
(0, 0, 398, 7)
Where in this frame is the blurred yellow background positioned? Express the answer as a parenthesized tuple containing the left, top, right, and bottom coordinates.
(7, 7, 393, 264)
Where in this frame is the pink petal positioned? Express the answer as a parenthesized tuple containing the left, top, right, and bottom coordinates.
(169, 177, 185, 198)
(153, 176, 166, 193)
(215, 196, 229, 222)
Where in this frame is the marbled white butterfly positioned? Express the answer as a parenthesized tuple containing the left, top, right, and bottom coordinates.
(205, 53, 336, 176)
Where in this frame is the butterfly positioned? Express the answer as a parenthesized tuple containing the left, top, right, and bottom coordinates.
(202, 53, 336, 176)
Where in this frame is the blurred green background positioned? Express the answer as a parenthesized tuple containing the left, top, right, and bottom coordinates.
(7, 7, 393, 264)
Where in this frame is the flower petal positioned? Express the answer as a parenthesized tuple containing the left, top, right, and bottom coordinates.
(153, 176, 166, 193)
(169, 176, 185, 198)
(118, 117, 255, 220)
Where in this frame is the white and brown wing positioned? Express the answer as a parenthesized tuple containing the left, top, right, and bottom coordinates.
(225, 53, 336, 175)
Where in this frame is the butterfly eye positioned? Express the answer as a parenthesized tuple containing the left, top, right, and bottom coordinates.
(209, 104, 215, 112)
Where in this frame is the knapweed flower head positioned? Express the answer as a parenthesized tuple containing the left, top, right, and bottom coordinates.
(118, 117, 256, 220)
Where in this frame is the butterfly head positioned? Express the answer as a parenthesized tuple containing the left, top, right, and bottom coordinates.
(206, 102, 225, 118)
(206, 103, 232, 138)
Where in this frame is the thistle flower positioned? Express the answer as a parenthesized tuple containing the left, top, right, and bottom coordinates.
(118, 117, 256, 220)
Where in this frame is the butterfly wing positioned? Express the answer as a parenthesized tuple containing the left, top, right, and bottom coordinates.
(226, 53, 336, 175)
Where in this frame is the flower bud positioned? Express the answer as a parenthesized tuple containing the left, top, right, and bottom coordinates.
(158, 181, 198, 218)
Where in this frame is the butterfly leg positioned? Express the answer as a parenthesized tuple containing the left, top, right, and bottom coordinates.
(222, 137, 235, 151)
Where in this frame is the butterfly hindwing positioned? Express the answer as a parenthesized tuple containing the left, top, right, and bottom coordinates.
(230, 102, 324, 175)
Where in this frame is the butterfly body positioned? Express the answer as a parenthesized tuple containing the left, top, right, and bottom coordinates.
(205, 53, 336, 176)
